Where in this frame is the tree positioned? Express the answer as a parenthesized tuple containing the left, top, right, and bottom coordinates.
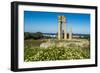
(24, 32, 43, 40)
(24, 32, 31, 39)
(33, 32, 43, 39)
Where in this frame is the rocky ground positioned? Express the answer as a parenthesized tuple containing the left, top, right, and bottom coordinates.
(40, 39, 90, 49)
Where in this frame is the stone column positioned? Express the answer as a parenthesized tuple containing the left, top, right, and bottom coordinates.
(63, 16, 67, 40)
(64, 22, 67, 40)
(58, 16, 62, 40)
(69, 27, 72, 40)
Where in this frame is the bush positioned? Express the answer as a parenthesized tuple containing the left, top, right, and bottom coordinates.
(24, 45, 90, 62)
(24, 32, 43, 40)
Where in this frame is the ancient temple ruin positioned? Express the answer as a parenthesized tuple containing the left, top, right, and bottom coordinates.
(58, 16, 72, 40)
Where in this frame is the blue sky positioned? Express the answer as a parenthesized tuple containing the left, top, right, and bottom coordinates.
(24, 11, 90, 34)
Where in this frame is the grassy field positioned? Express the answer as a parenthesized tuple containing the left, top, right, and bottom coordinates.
(24, 39, 90, 62)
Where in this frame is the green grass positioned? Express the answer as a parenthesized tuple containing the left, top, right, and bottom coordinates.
(24, 39, 90, 62)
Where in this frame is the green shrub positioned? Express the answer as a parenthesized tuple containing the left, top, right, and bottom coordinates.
(24, 45, 90, 62)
